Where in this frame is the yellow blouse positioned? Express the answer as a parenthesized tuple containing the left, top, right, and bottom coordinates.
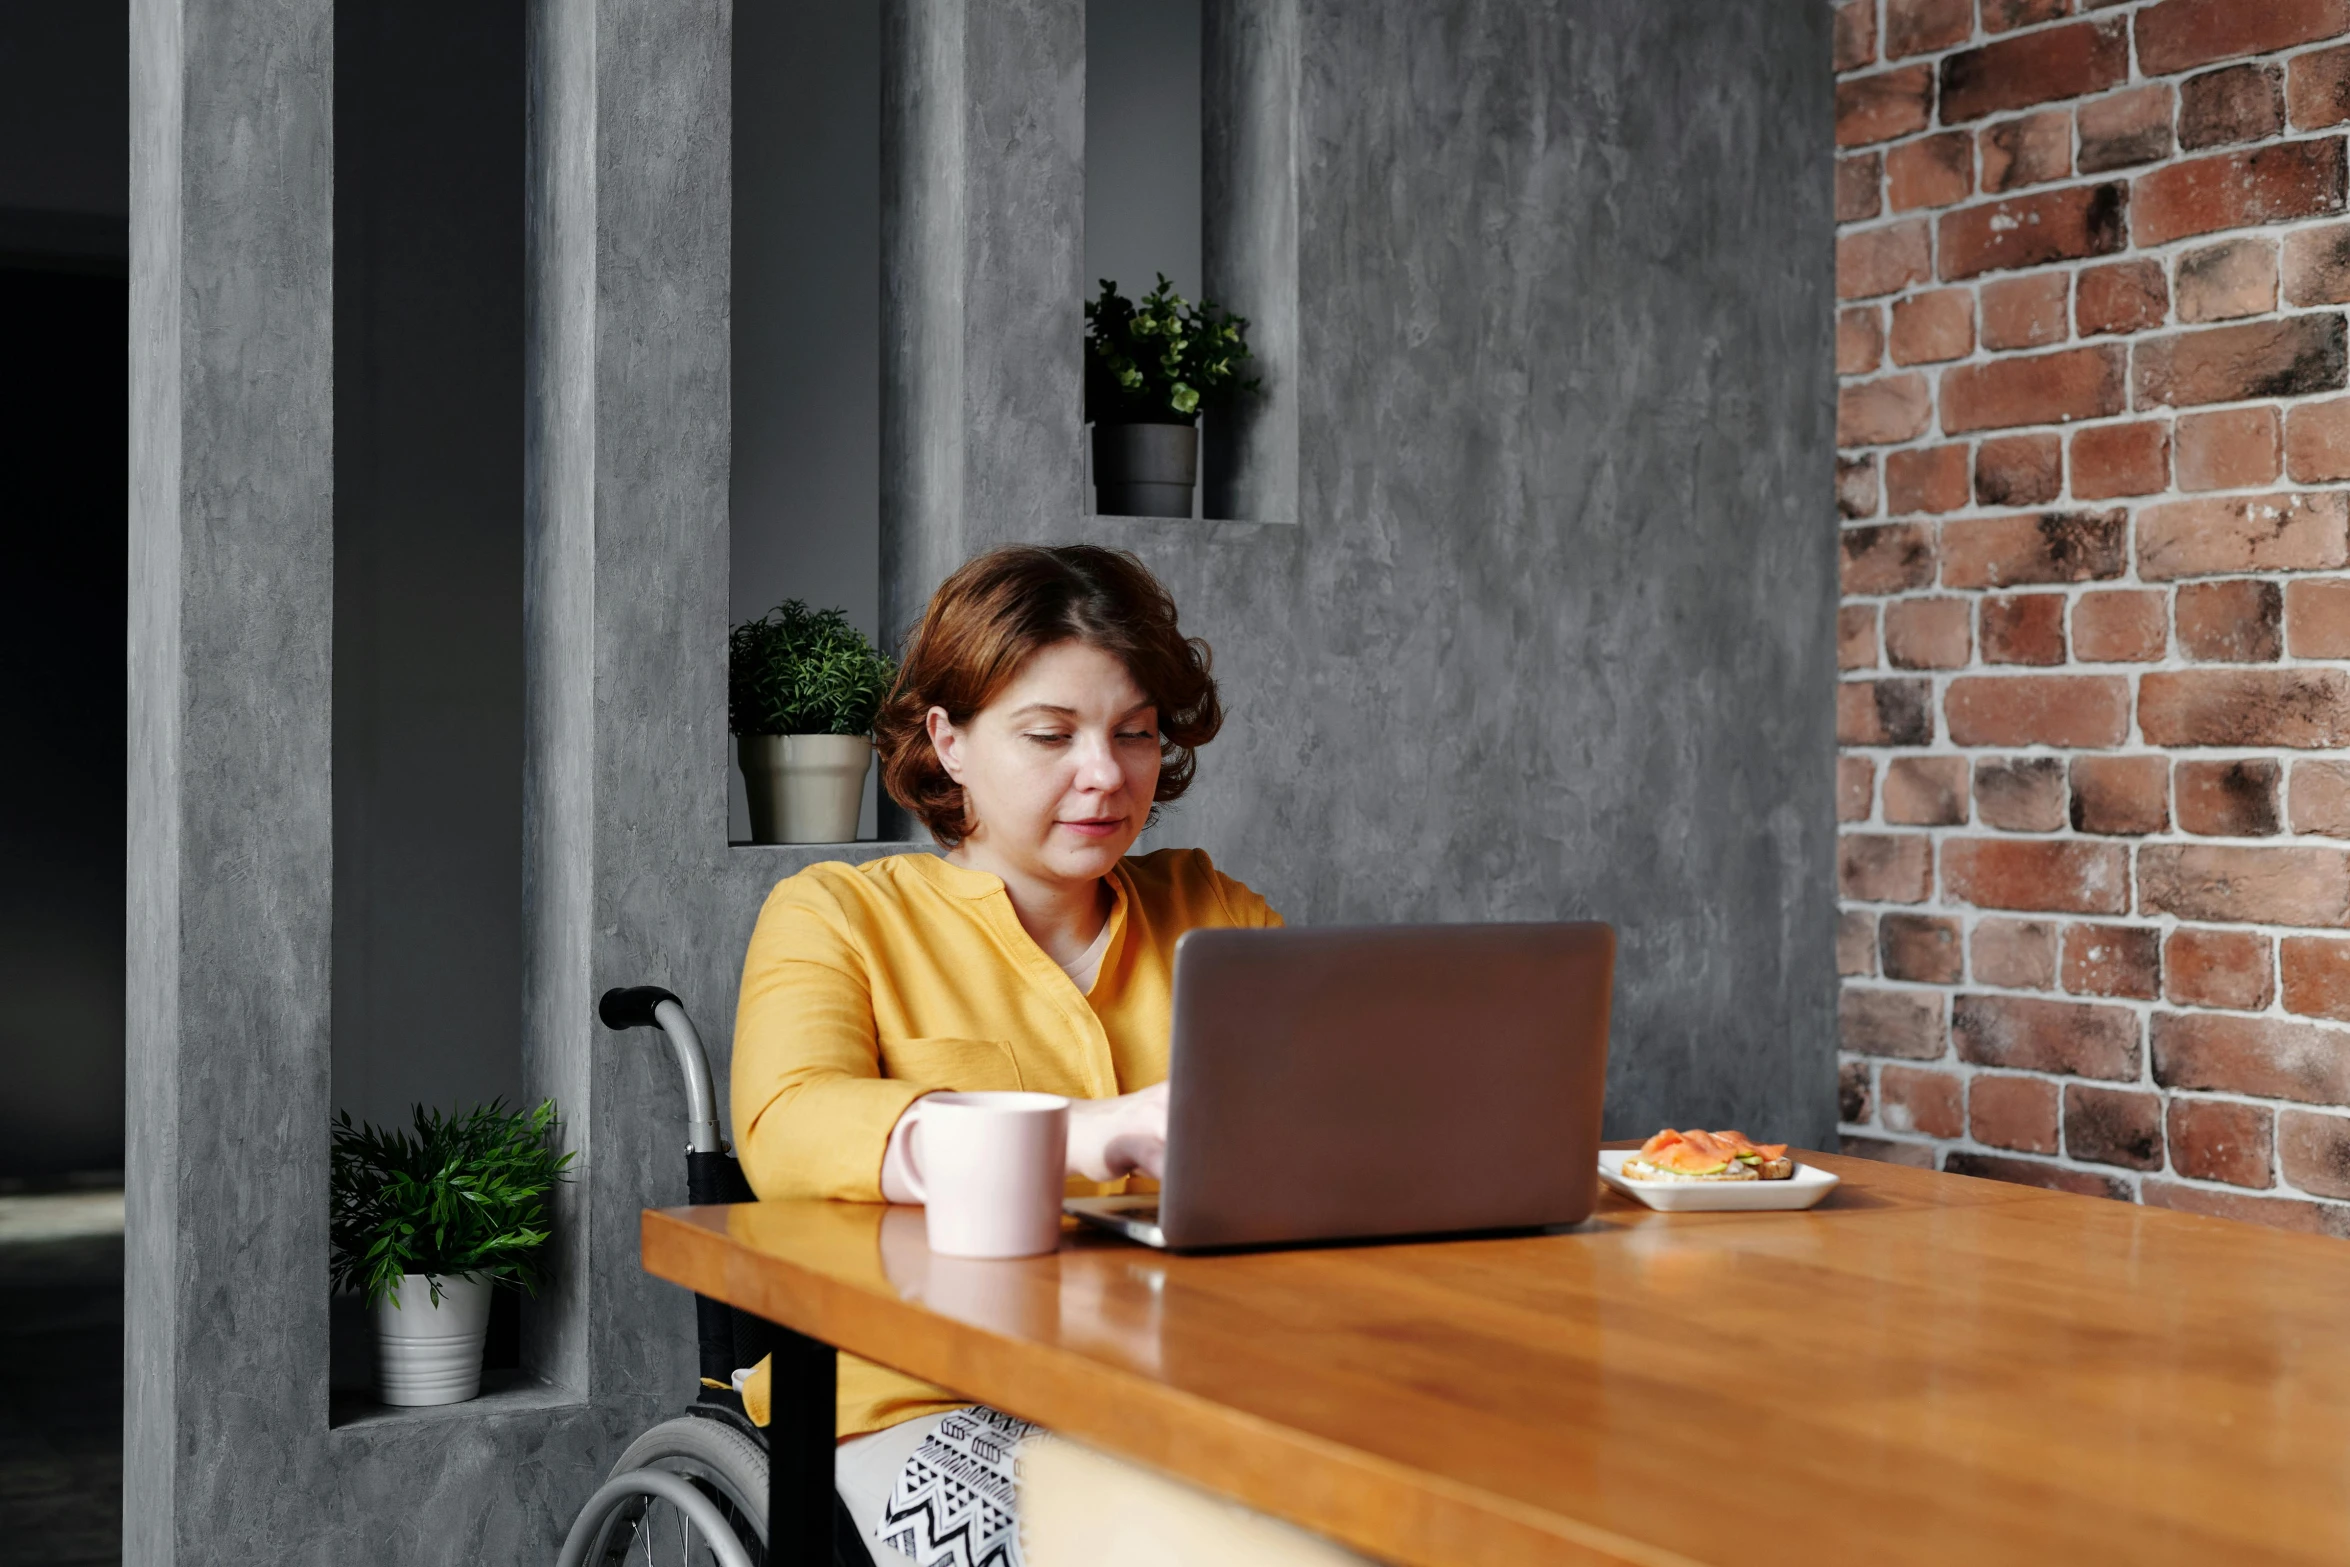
(731, 846, 1282, 1437)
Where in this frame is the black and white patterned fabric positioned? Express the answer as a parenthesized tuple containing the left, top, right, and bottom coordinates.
(874, 1404, 1046, 1567)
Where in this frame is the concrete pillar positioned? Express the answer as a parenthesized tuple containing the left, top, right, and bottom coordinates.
(522, 0, 735, 1407)
(127, 0, 336, 1557)
(1202, 0, 1300, 527)
(523, 0, 927, 1449)
(879, 0, 1088, 648)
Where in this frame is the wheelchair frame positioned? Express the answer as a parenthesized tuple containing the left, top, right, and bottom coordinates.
(586, 984, 872, 1567)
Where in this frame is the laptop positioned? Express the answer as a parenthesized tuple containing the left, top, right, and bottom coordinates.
(1065, 921, 1614, 1251)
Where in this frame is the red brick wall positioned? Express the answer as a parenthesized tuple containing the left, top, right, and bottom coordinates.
(1835, 0, 2350, 1233)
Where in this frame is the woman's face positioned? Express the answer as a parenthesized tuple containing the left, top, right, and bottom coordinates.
(927, 639, 1161, 885)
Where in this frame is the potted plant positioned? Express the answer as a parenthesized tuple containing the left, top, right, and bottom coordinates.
(1084, 274, 1256, 517)
(330, 1099, 574, 1408)
(729, 601, 897, 844)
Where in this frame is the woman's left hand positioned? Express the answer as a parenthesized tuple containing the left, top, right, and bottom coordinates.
(1064, 1081, 1168, 1182)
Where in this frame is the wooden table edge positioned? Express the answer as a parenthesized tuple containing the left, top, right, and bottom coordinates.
(640, 1204, 1713, 1567)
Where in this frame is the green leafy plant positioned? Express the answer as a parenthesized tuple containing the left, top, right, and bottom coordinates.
(729, 601, 897, 737)
(1084, 274, 1257, 425)
(330, 1099, 575, 1308)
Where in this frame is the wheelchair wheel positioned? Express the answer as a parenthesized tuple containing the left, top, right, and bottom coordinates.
(558, 1414, 768, 1567)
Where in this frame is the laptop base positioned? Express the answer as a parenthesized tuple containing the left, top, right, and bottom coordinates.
(1064, 1196, 1166, 1248)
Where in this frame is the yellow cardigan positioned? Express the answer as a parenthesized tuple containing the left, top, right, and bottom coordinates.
(731, 846, 1281, 1437)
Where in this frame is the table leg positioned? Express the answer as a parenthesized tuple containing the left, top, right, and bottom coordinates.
(765, 1324, 839, 1565)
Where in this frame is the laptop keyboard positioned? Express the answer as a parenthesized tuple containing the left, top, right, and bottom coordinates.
(1123, 1204, 1160, 1226)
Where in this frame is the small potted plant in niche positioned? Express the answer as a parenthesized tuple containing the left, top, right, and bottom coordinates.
(729, 601, 897, 844)
(330, 1099, 574, 1408)
(1084, 274, 1257, 517)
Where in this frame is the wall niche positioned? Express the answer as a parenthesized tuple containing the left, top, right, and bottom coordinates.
(731, 2, 886, 845)
(1086, 0, 1296, 527)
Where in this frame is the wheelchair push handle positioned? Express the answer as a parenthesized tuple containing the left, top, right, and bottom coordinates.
(598, 985, 725, 1156)
(599, 984, 678, 1030)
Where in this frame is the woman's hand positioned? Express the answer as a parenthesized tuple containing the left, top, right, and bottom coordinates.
(1064, 1081, 1169, 1182)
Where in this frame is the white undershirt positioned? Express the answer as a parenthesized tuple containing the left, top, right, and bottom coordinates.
(1057, 916, 1114, 996)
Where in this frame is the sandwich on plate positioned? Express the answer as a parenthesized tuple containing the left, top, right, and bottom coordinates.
(1622, 1128, 1793, 1182)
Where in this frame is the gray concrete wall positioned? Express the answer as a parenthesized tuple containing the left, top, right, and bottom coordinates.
(880, 0, 1089, 650)
(128, 0, 1831, 1554)
(730, 5, 1231, 841)
(902, 0, 1843, 1144)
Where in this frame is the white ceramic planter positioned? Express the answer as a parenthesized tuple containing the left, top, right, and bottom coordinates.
(372, 1273, 492, 1407)
(739, 733, 872, 844)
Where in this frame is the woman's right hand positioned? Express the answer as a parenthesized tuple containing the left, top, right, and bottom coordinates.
(1064, 1081, 1169, 1182)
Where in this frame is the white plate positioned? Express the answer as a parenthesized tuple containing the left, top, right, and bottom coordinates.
(1597, 1150, 1841, 1212)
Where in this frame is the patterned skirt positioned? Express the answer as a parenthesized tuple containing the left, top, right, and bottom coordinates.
(849, 1405, 1045, 1567)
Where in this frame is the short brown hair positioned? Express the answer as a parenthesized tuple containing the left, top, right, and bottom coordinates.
(876, 545, 1222, 846)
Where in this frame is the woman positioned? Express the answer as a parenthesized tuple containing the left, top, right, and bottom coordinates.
(730, 543, 1281, 1564)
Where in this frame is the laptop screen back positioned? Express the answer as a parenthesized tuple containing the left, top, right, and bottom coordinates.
(1159, 922, 1614, 1249)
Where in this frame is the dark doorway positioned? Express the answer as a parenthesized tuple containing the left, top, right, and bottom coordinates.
(0, 261, 129, 1566)
(0, 265, 128, 1186)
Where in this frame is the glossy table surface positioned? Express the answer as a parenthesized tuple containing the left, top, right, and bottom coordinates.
(642, 1153, 2350, 1566)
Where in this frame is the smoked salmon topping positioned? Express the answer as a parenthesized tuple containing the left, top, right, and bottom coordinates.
(1637, 1128, 1788, 1173)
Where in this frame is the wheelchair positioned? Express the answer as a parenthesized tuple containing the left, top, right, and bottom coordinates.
(555, 986, 876, 1567)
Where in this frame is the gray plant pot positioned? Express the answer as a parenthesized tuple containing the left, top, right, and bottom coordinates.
(739, 733, 872, 844)
(1092, 422, 1198, 518)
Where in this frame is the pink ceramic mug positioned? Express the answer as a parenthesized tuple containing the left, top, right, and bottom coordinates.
(898, 1091, 1070, 1258)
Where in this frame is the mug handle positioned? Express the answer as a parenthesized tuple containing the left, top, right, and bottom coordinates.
(893, 1099, 931, 1206)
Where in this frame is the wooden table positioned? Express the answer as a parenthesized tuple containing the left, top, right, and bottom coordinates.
(642, 1152, 2350, 1565)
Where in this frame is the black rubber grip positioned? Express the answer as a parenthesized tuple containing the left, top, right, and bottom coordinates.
(597, 984, 679, 1031)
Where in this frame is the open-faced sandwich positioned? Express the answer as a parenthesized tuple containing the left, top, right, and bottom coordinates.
(1621, 1128, 1794, 1182)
